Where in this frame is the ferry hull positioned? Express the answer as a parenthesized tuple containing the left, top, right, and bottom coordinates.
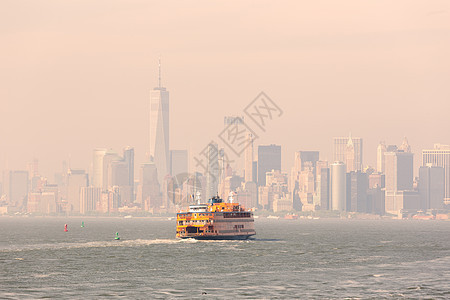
(178, 234, 255, 240)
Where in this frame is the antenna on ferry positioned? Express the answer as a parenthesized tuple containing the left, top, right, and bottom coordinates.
(195, 190, 201, 205)
(228, 192, 235, 203)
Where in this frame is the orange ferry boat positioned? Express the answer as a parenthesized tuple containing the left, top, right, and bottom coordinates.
(176, 196, 256, 240)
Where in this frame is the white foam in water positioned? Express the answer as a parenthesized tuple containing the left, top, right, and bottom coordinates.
(2, 239, 182, 253)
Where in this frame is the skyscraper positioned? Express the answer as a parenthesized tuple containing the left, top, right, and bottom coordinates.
(244, 133, 254, 182)
(149, 59, 169, 185)
(293, 151, 320, 173)
(66, 169, 88, 213)
(385, 151, 413, 192)
(102, 149, 121, 191)
(333, 134, 363, 172)
(123, 146, 135, 204)
(93, 148, 107, 188)
(109, 160, 129, 188)
(137, 162, 161, 210)
(257, 144, 281, 186)
(384, 150, 417, 214)
(315, 160, 330, 210)
(170, 150, 188, 177)
(8, 170, 29, 211)
(80, 187, 101, 214)
(205, 142, 219, 199)
(377, 142, 387, 173)
(346, 171, 368, 212)
(419, 165, 444, 209)
(123, 147, 134, 187)
(331, 162, 346, 211)
(398, 137, 411, 153)
(422, 144, 450, 205)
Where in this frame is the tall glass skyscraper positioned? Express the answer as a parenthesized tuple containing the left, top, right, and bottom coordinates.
(149, 60, 169, 185)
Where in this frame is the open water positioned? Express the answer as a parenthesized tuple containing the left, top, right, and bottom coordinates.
(0, 217, 449, 299)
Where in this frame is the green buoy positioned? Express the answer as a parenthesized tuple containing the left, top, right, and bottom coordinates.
(115, 232, 120, 240)
(81, 221, 85, 228)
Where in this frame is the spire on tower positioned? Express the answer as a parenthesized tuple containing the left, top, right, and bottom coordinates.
(158, 56, 161, 89)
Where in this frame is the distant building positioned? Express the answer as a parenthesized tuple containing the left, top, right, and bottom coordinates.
(149, 60, 170, 185)
(137, 162, 160, 210)
(346, 171, 368, 212)
(8, 170, 29, 211)
(109, 160, 129, 188)
(106, 186, 121, 213)
(222, 175, 243, 201)
(273, 194, 293, 212)
(258, 186, 273, 210)
(66, 169, 88, 213)
(92, 148, 107, 188)
(244, 133, 254, 182)
(367, 173, 385, 215)
(385, 190, 420, 215)
(205, 142, 219, 199)
(123, 146, 135, 200)
(27, 184, 59, 214)
(257, 144, 281, 186)
(315, 161, 330, 210)
(260, 169, 289, 211)
(102, 150, 121, 191)
(367, 186, 385, 215)
(377, 142, 387, 173)
(419, 165, 444, 209)
(170, 150, 188, 177)
(385, 151, 413, 192)
(398, 137, 412, 153)
(331, 162, 346, 211)
(333, 134, 363, 172)
(384, 150, 416, 214)
(422, 144, 450, 205)
(299, 169, 315, 211)
(80, 187, 102, 214)
(369, 173, 385, 189)
(266, 169, 288, 188)
(293, 151, 319, 173)
(91, 147, 135, 208)
(236, 181, 257, 209)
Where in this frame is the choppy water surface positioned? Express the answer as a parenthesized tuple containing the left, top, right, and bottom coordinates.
(0, 217, 449, 299)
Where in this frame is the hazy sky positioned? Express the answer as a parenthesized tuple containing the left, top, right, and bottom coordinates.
(1, 0, 449, 179)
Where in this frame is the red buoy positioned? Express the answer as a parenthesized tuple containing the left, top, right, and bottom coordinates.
(64, 224, 68, 232)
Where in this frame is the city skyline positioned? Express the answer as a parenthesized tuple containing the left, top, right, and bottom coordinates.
(1, 55, 448, 216)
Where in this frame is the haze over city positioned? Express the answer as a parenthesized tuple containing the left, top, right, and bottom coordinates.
(2, 2, 450, 299)
(1, 0, 449, 178)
